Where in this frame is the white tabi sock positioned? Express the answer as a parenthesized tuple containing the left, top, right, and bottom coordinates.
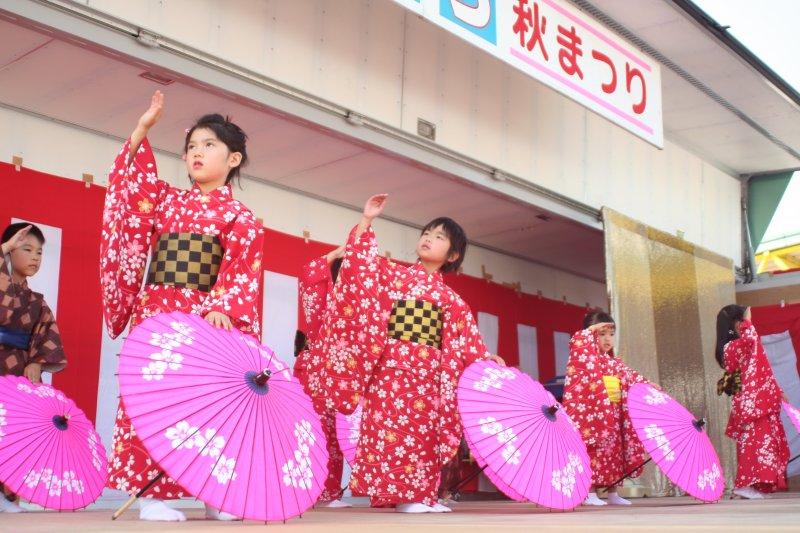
(582, 492, 607, 506)
(138, 498, 187, 522)
(205, 504, 241, 520)
(396, 502, 437, 513)
(607, 492, 632, 505)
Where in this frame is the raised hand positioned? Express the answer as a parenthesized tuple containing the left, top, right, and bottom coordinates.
(1, 225, 31, 255)
(137, 90, 165, 131)
(363, 194, 388, 221)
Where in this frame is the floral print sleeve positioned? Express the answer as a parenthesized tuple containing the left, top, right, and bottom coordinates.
(443, 299, 490, 368)
(299, 256, 332, 345)
(200, 210, 264, 337)
(315, 225, 391, 413)
(99, 138, 170, 338)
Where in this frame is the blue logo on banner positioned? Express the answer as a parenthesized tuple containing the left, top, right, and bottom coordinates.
(439, 0, 496, 44)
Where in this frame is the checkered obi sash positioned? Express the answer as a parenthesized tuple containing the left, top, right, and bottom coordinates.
(146, 232, 223, 293)
(388, 299, 443, 350)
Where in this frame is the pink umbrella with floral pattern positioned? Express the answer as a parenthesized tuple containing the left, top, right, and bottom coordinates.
(0, 375, 107, 510)
(335, 401, 363, 465)
(627, 383, 724, 502)
(783, 401, 800, 433)
(458, 360, 592, 510)
(116, 311, 328, 522)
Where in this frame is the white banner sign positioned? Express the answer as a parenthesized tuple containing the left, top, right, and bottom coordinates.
(394, 0, 663, 147)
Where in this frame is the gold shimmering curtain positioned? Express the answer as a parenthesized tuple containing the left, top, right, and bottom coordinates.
(602, 208, 737, 494)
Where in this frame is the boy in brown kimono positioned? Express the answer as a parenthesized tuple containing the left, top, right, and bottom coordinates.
(0, 222, 67, 513)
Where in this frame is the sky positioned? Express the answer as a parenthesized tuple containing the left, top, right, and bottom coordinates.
(692, 0, 800, 253)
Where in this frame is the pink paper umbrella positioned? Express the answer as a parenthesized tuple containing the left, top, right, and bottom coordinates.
(458, 360, 591, 510)
(0, 375, 107, 510)
(117, 311, 329, 522)
(335, 401, 363, 466)
(627, 383, 723, 502)
(782, 401, 800, 433)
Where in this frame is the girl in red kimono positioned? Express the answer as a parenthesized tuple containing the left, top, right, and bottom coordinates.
(563, 311, 652, 506)
(715, 305, 789, 499)
(0, 223, 67, 513)
(100, 91, 264, 521)
(316, 194, 503, 514)
(294, 245, 351, 508)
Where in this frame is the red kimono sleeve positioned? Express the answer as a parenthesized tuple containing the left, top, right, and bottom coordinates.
(562, 328, 614, 449)
(442, 299, 490, 368)
(316, 224, 391, 414)
(608, 354, 650, 391)
(299, 256, 333, 345)
(726, 320, 783, 430)
(99, 138, 170, 338)
(295, 256, 332, 388)
(200, 210, 264, 339)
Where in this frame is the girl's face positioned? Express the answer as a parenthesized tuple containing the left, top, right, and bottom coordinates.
(416, 225, 456, 269)
(9, 235, 42, 278)
(184, 128, 241, 186)
(597, 325, 615, 354)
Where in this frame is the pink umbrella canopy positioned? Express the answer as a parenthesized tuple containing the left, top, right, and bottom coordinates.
(458, 360, 591, 510)
(783, 401, 800, 433)
(627, 383, 723, 502)
(117, 311, 329, 522)
(335, 401, 363, 466)
(0, 375, 107, 510)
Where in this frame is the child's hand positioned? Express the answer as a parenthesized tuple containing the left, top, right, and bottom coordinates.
(488, 354, 506, 366)
(1, 225, 31, 255)
(205, 311, 233, 331)
(363, 194, 388, 221)
(744, 307, 752, 321)
(137, 90, 165, 131)
(782, 392, 790, 403)
(326, 244, 346, 263)
(24, 363, 42, 383)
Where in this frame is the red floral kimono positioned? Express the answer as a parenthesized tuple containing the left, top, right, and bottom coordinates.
(563, 328, 648, 487)
(295, 256, 344, 502)
(316, 225, 490, 507)
(724, 319, 788, 491)
(100, 138, 264, 498)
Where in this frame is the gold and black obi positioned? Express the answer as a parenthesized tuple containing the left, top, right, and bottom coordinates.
(146, 232, 223, 293)
(388, 299, 443, 349)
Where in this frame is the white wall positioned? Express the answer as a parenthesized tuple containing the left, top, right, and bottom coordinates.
(75, 0, 743, 265)
(0, 105, 607, 307)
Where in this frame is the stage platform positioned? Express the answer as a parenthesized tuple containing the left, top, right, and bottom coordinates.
(4, 493, 800, 531)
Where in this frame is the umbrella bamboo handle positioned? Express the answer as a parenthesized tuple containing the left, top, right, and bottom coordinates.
(111, 471, 165, 520)
(111, 495, 138, 520)
(603, 457, 652, 489)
